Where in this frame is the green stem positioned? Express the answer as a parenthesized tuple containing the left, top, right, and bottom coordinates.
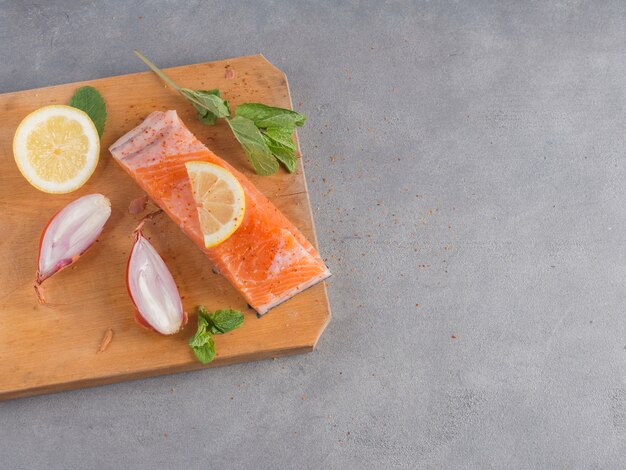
(134, 50, 181, 92)
(134, 50, 230, 119)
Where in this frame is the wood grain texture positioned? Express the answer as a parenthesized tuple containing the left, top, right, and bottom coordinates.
(0, 55, 331, 401)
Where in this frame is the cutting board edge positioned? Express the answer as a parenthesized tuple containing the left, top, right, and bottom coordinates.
(0, 54, 271, 97)
(0, 341, 317, 401)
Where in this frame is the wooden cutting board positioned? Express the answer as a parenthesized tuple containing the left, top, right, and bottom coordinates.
(0, 55, 331, 400)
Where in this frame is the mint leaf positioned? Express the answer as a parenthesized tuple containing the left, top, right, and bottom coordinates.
(262, 127, 298, 172)
(207, 309, 244, 334)
(189, 306, 214, 363)
(189, 329, 209, 348)
(227, 116, 279, 176)
(189, 313, 209, 348)
(180, 88, 230, 125)
(272, 151, 297, 173)
(236, 103, 306, 128)
(198, 305, 211, 322)
(263, 127, 296, 156)
(69, 86, 107, 137)
(192, 335, 216, 364)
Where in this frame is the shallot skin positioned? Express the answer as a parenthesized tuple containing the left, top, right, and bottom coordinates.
(36, 194, 111, 286)
(127, 231, 187, 335)
(128, 194, 149, 215)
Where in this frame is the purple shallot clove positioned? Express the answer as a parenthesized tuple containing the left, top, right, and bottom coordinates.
(127, 228, 187, 335)
(35, 194, 111, 303)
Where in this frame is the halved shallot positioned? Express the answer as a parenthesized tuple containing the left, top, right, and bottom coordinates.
(127, 229, 187, 335)
(35, 193, 112, 302)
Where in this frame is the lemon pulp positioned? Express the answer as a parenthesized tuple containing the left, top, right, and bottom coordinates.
(185, 161, 246, 248)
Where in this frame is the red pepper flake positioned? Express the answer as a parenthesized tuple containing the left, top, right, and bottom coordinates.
(451, 335, 457, 340)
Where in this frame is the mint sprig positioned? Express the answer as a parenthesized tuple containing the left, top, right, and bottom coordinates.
(134, 50, 305, 175)
(189, 306, 244, 364)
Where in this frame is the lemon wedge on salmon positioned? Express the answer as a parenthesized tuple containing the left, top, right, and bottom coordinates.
(185, 161, 245, 248)
(13, 105, 100, 194)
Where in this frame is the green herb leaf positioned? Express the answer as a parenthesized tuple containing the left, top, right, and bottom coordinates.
(188, 328, 209, 348)
(272, 151, 298, 173)
(189, 310, 216, 364)
(206, 309, 244, 334)
(180, 88, 230, 125)
(262, 127, 296, 156)
(198, 305, 211, 321)
(189, 306, 244, 364)
(192, 334, 216, 364)
(69, 86, 107, 137)
(189, 310, 209, 347)
(227, 116, 279, 176)
(236, 103, 306, 128)
(262, 127, 298, 172)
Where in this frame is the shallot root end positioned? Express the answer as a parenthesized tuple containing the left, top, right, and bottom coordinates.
(34, 282, 46, 305)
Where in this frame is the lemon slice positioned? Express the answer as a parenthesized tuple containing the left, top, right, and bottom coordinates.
(13, 105, 100, 194)
(185, 161, 246, 248)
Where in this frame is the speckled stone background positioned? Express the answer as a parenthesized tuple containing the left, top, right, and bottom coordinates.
(2, 1, 626, 468)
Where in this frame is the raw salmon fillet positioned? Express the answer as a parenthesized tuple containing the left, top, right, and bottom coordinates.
(110, 110, 330, 315)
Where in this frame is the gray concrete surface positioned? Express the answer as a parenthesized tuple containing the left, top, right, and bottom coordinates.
(1, 0, 626, 468)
